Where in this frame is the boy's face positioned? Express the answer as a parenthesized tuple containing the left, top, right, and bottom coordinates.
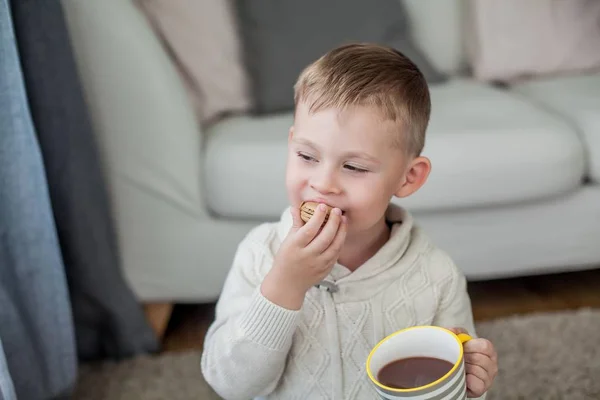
(286, 101, 429, 236)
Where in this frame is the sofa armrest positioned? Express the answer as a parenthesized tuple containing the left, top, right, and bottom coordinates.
(61, 0, 205, 214)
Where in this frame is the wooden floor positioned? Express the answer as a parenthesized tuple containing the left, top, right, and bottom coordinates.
(161, 268, 600, 353)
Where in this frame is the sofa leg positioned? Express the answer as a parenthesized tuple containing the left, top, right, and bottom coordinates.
(143, 302, 174, 341)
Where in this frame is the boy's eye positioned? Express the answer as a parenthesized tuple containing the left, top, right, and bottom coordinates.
(344, 164, 369, 173)
(297, 152, 316, 162)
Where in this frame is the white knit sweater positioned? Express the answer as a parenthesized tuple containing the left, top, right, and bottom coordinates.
(201, 205, 479, 400)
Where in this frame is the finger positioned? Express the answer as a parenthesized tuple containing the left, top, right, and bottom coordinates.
(464, 338, 495, 358)
(307, 208, 342, 254)
(320, 214, 347, 262)
(465, 353, 496, 378)
(289, 206, 305, 232)
(294, 203, 328, 247)
(465, 360, 492, 386)
(465, 373, 487, 398)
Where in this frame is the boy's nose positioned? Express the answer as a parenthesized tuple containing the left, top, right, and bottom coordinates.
(310, 169, 341, 195)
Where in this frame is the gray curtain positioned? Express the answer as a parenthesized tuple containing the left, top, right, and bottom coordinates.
(0, 0, 76, 398)
(0, 340, 16, 400)
(9, 0, 159, 360)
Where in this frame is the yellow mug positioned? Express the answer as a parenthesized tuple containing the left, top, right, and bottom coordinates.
(366, 326, 472, 399)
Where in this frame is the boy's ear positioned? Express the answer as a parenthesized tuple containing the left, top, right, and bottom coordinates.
(394, 156, 431, 198)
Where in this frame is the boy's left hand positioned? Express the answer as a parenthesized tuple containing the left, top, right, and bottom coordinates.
(448, 327, 498, 398)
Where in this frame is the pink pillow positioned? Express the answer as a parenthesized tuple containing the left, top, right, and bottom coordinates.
(135, 0, 251, 125)
(466, 0, 600, 82)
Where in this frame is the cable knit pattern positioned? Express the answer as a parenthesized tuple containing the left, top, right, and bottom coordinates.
(201, 205, 480, 400)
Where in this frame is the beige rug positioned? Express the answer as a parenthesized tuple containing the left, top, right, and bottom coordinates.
(74, 308, 600, 400)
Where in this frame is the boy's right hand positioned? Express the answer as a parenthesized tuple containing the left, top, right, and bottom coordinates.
(261, 204, 347, 310)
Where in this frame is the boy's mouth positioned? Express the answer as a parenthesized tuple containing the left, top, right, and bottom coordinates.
(300, 201, 345, 224)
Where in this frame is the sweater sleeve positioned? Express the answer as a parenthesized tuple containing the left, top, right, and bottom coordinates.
(201, 234, 300, 400)
(431, 252, 487, 400)
(431, 255, 477, 338)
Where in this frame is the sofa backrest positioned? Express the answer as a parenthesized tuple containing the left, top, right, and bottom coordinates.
(61, 0, 467, 156)
(403, 0, 467, 75)
(61, 0, 204, 194)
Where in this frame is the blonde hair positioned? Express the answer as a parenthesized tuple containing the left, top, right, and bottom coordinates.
(294, 43, 431, 156)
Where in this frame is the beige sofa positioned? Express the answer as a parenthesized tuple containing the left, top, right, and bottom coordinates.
(60, 0, 600, 306)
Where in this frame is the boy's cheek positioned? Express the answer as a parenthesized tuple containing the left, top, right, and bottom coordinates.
(285, 169, 304, 196)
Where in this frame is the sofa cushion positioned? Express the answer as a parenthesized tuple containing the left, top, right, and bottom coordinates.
(204, 79, 585, 220)
(233, 0, 445, 114)
(135, 0, 251, 125)
(465, 0, 600, 83)
(512, 73, 600, 183)
(402, 0, 466, 75)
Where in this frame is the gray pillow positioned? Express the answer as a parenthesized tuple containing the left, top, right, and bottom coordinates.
(234, 0, 446, 114)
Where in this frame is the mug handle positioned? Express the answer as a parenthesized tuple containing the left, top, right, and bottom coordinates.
(457, 333, 472, 344)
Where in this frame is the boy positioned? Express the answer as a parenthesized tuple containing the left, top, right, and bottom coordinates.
(201, 43, 498, 399)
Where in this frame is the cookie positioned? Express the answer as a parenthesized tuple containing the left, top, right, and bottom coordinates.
(300, 201, 333, 224)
